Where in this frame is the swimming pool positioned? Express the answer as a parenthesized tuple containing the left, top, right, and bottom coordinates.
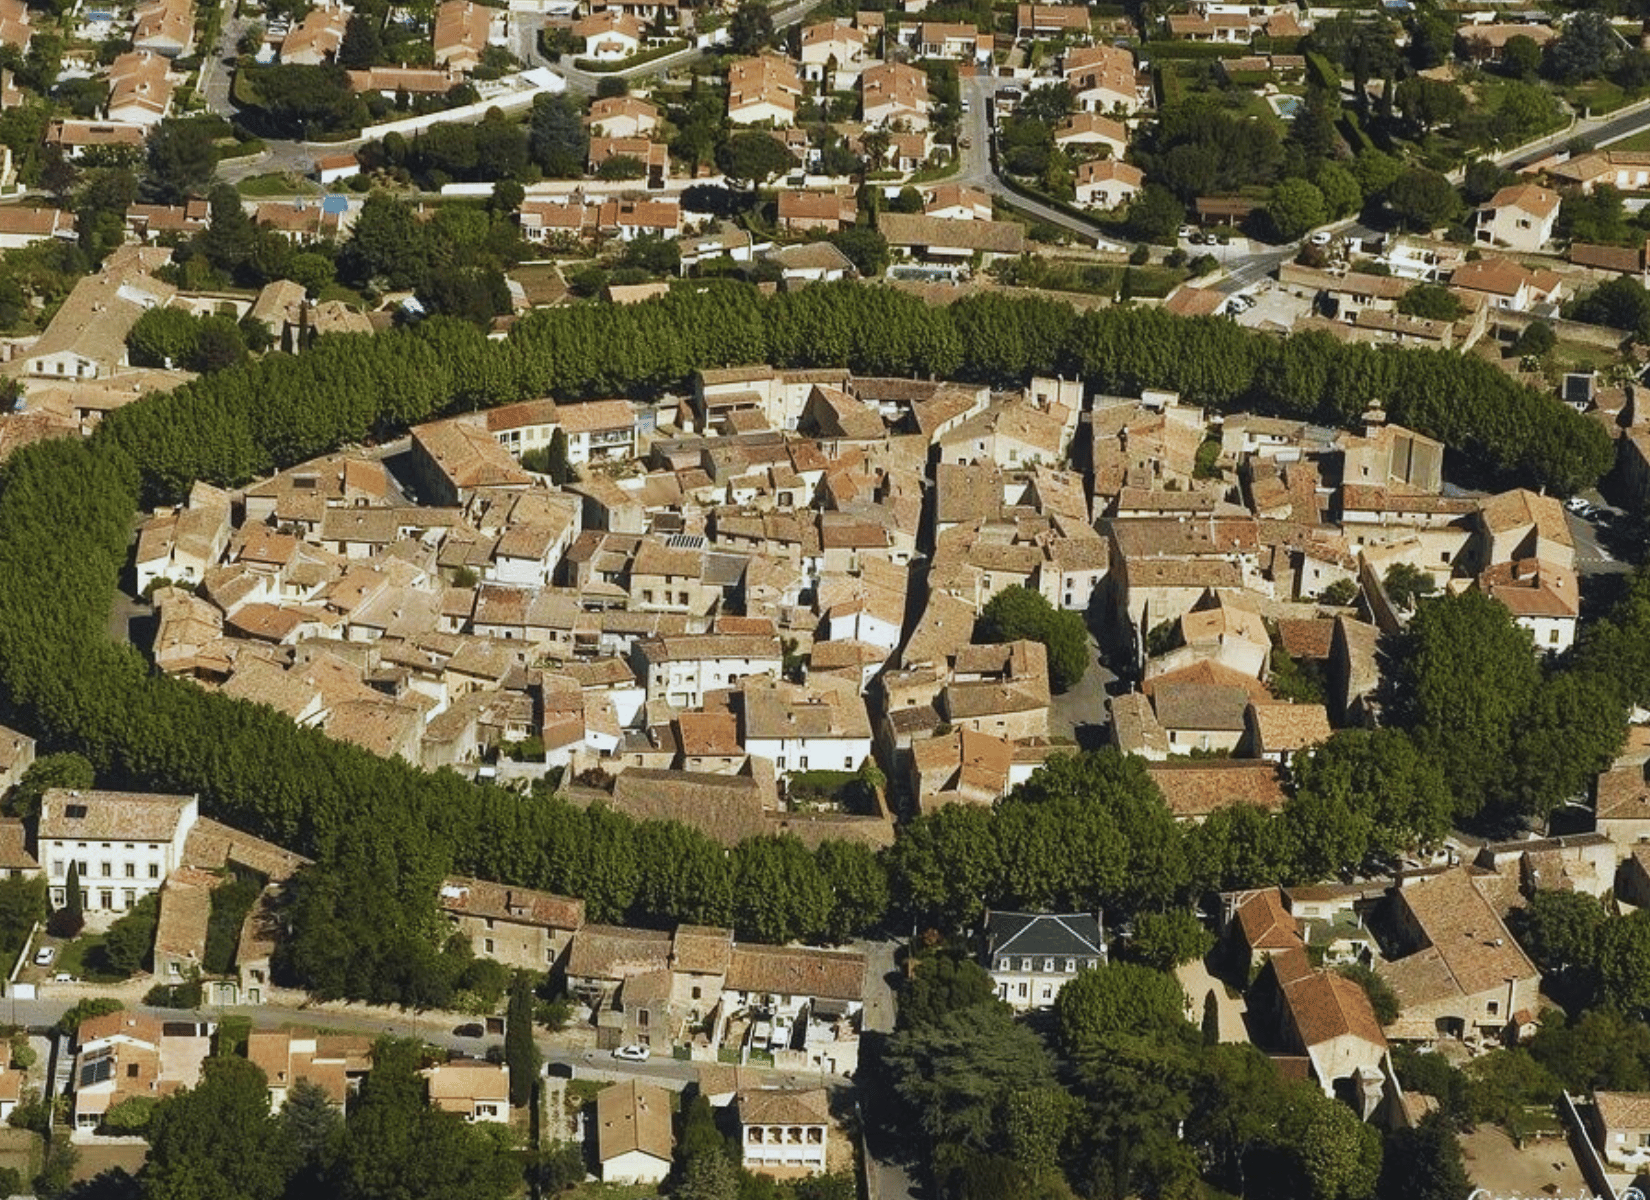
(1269, 94, 1302, 119)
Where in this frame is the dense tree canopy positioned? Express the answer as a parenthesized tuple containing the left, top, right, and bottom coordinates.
(0, 281, 1623, 1005)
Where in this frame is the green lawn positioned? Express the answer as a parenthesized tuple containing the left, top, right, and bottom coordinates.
(235, 173, 321, 198)
(55, 934, 125, 984)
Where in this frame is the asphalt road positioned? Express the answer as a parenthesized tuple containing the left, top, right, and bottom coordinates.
(959, 73, 1130, 250)
(12, 994, 841, 1095)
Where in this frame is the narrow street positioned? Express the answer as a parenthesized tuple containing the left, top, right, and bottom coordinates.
(958, 73, 1129, 250)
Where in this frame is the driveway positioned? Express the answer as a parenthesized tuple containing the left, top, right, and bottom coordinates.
(1458, 1125, 1585, 1198)
(1175, 957, 1248, 1044)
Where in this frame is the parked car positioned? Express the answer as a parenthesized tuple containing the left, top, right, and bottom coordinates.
(1309, 231, 1333, 247)
(1565, 496, 1591, 514)
(1177, 225, 1197, 240)
(546, 1061, 575, 1078)
(612, 1044, 651, 1062)
(33, 946, 53, 967)
(452, 1023, 484, 1038)
(53, 973, 73, 983)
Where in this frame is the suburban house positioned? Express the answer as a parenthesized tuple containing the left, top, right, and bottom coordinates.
(1475, 183, 1559, 253)
(1054, 112, 1129, 157)
(574, 11, 643, 59)
(424, 1061, 509, 1122)
(860, 62, 931, 130)
(72, 1012, 212, 1132)
(598, 1080, 674, 1183)
(1063, 44, 1149, 114)
(434, 0, 497, 72)
(246, 1029, 370, 1113)
(585, 95, 660, 138)
(984, 910, 1106, 1011)
(728, 54, 802, 126)
(738, 1089, 830, 1177)
(799, 19, 868, 83)
(280, 5, 347, 64)
(1074, 158, 1142, 209)
(1448, 257, 1562, 313)
(39, 789, 199, 913)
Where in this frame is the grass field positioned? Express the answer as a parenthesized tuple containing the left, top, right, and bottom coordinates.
(55, 934, 125, 984)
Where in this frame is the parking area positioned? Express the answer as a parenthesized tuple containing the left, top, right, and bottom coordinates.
(1231, 282, 1311, 331)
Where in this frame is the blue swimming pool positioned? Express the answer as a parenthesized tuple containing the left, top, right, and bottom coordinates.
(1269, 95, 1302, 119)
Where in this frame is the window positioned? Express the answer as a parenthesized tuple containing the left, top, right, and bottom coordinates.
(1043, 957, 1054, 972)
(692, 986, 701, 1000)
(1086, 958, 1098, 969)
(1020, 957, 1032, 971)
(483, 938, 494, 954)
(1017, 982, 1028, 998)
(1486, 1000, 1499, 1016)
(149, 865, 160, 879)
(100, 862, 111, 878)
(997, 957, 1010, 971)
(638, 1009, 649, 1028)
(1064, 958, 1076, 972)
(127, 1064, 139, 1078)
(124, 864, 134, 878)
(1550, 629, 1560, 644)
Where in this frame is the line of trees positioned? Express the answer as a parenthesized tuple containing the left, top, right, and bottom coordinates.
(0, 283, 1623, 1005)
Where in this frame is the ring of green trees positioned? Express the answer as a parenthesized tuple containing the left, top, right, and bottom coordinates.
(0, 280, 1631, 1006)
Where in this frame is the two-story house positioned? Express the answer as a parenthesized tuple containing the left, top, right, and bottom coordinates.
(985, 910, 1106, 1011)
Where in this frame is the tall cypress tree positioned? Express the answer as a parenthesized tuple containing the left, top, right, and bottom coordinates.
(54, 861, 84, 938)
(505, 973, 539, 1109)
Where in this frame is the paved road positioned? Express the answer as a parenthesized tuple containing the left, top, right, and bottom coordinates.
(11, 995, 840, 1093)
(958, 73, 1129, 250)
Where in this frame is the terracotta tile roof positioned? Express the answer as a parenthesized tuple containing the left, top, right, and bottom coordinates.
(1596, 1091, 1650, 1133)
(1277, 618, 1335, 660)
(738, 1087, 829, 1126)
(599, 1080, 674, 1163)
(1283, 969, 1387, 1049)
(1380, 867, 1537, 1003)
(1249, 702, 1332, 751)
(439, 876, 585, 931)
(567, 923, 672, 981)
(1147, 760, 1287, 818)
(878, 212, 1025, 254)
(1484, 182, 1559, 219)
(725, 944, 865, 1001)
(1232, 888, 1304, 952)
(40, 790, 192, 842)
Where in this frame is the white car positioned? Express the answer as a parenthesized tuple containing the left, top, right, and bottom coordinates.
(1565, 496, 1591, 514)
(32, 946, 53, 966)
(1177, 225, 1197, 240)
(612, 1044, 651, 1062)
(1309, 231, 1333, 247)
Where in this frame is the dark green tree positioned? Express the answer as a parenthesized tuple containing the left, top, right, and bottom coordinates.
(338, 14, 381, 70)
(1396, 284, 1464, 322)
(144, 1055, 293, 1200)
(145, 120, 218, 204)
(898, 951, 1002, 1029)
(6, 752, 92, 819)
(716, 131, 797, 191)
(53, 860, 83, 939)
(1383, 591, 1540, 818)
(1377, 1112, 1468, 1200)
(727, 0, 774, 53)
(199, 183, 257, 275)
(100, 893, 159, 977)
(1129, 910, 1213, 971)
(1055, 962, 1193, 1066)
(528, 93, 587, 178)
(977, 585, 1089, 692)
(504, 972, 538, 1108)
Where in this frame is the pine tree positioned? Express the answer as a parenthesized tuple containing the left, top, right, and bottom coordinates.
(1202, 990, 1220, 1047)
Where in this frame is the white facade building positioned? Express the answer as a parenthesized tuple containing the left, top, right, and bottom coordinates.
(39, 790, 198, 913)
